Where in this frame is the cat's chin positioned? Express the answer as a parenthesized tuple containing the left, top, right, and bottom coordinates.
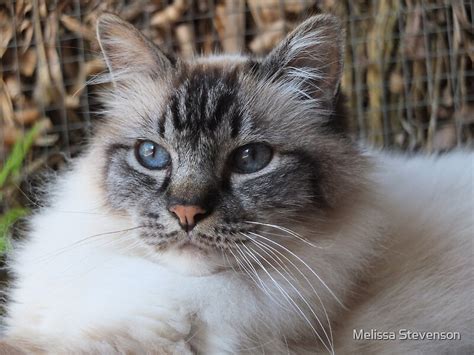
(156, 242, 227, 276)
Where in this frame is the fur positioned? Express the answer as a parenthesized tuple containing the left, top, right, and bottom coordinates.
(1, 14, 472, 354)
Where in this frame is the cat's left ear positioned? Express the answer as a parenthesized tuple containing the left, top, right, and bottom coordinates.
(96, 13, 174, 80)
(259, 15, 344, 103)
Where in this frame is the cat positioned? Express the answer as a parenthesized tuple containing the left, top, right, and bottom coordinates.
(0, 12, 472, 354)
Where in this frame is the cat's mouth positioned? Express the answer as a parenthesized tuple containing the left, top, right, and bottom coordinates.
(138, 227, 254, 276)
(139, 226, 251, 252)
(182, 232, 249, 250)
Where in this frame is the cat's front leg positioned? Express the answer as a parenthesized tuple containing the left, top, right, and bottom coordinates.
(2, 254, 195, 353)
(3, 304, 194, 354)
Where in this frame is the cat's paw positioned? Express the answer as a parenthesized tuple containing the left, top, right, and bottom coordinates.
(123, 305, 193, 344)
(71, 304, 195, 353)
(4, 303, 194, 353)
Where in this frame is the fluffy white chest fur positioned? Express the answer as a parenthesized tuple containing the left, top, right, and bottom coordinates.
(2, 150, 473, 354)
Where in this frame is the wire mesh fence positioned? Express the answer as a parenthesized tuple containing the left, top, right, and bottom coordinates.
(0, 0, 473, 213)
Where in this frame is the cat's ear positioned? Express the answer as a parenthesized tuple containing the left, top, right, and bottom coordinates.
(96, 13, 174, 80)
(259, 15, 344, 103)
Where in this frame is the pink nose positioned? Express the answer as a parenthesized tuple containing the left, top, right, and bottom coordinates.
(168, 205, 206, 231)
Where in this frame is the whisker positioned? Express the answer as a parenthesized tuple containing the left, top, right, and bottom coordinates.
(230, 243, 278, 302)
(227, 245, 262, 291)
(240, 240, 333, 354)
(224, 246, 281, 320)
(245, 221, 324, 249)
(220, 246, 238, 275)
(247, 233, 334, 348)
(236, 243, 302, 316)
(228, 248, 286, 320)
(236, 244, 333, 355)
(233, 242, 288, 309)
(33, 225, 145, 264)
(248, 231, 346, 310)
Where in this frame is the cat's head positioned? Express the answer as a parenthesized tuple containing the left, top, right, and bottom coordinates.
(93, 13, 367, 273)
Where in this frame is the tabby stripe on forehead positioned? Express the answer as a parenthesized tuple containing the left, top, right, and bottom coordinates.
(158, 114, 166, 137)
(199, 87, 208, 123)
(208, 90, 235, 132)
(185, 83, 201, 131)
(170, 93, 182, 131)
(214, 91, 235, 121)
(230, 108, 242, 138)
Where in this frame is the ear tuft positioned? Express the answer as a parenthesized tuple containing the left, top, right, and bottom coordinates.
(260, 14, 345, 102)
(96, 13, 173, 80)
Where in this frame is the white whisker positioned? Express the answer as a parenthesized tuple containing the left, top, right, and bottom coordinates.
(237, 244, 333, 354)
(248, 231, 346, 310)
(33, 226, 145, 264)
(247, 233, 334, 348)
(227, 245, 270, 299)
(240, 239, 333, 354)
(232, 243, 284, 307)
(245, 221, 323, 249)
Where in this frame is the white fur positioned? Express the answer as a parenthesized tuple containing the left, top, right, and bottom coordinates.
(1, 150, 472, 354)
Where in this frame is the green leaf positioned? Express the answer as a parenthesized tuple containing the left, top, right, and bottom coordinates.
(0, 122, 42, 191)
(0, 207, 29, 253)
(0, 123, 43, 252)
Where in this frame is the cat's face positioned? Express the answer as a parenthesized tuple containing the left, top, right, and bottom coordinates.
(94, 14, 366, 272)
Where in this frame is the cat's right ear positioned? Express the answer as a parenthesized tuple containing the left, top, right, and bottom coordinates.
(258, 15, 344, 104)
(96, 13, 174, 81)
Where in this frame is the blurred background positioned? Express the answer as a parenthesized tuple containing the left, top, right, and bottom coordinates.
(0, 0, 473, 250)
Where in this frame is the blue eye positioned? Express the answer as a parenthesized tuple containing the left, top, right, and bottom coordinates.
(232, 143, 273, 174)
(135, 140, 171, 170)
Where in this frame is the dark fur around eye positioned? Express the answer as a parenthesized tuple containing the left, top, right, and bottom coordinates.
(103, 146, 169, 210)
(237, 150, 327, 213)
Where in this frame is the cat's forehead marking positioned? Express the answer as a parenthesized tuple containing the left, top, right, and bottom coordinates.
(162, 65, 244, 142)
